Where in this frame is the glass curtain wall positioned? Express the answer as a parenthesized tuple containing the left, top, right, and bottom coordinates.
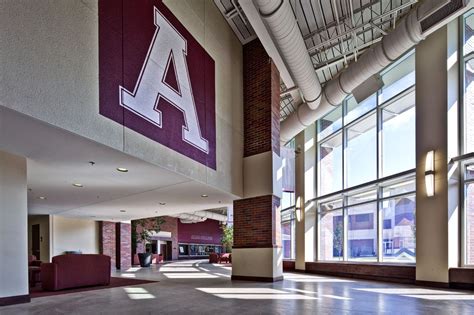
(281, 209, 296, 259)
(462, 11, 474, 266)
(316, 51, 416, 263)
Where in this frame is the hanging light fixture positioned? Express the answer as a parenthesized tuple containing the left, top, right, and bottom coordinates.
(425, 150, 435, 197)
(295, 196, 303, 222)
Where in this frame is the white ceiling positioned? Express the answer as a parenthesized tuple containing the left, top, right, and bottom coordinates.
(0, 106, 236, 222)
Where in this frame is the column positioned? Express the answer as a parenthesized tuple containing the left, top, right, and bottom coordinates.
(294, 124, 318, 271)
(294, 132, 305, 270)
(0, 150, 29, 306)
(231, 39, 283, 282)
(99, 221, 116, 270)
(115, 222, 132, 270)
(415, 21, 459, 285)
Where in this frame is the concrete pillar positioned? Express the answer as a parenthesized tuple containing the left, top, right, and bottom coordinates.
(295, 131, 305, 270)
(415, 22, 459, 285)
(232, 39, 283, 282)
(294, 123, 318, 270)
(0, 150, 29, 305)
(304, 124, 317, 263)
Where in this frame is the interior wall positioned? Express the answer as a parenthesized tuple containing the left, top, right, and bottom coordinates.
(0, 0, 243, 197)
(50, 216, 99, 257)
(0, 151, 28, 299)
(27, 215, 50, 262)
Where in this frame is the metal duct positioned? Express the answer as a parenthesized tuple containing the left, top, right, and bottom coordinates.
(193, 211, 228, 223)
(280, 0, 469, 144)
(170, 211, 228, 224)
(255, 0, 322, 110)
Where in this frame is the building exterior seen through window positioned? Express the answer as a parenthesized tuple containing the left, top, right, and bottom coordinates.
(317, 50, 416, 263)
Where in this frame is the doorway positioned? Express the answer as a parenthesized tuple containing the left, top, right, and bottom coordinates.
(32, 224, 40, 259)
(160, 241, 172, 261)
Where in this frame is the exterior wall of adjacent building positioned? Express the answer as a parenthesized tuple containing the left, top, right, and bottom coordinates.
(0, 0, 243, 197)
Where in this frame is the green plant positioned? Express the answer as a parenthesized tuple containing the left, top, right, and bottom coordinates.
(132, 217, 165, 253)
(221, 225, 233, 253)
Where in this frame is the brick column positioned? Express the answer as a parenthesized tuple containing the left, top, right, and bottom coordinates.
(116, 222, 132, 270)
(99, 221, 116, 270)
(231, 39, 283, 282)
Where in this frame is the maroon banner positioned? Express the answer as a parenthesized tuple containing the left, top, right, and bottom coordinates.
(99, 0, 216, 169)
(178, 219, 222, 245)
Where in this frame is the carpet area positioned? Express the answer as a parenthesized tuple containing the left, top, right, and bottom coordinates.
(30, 277, 158, 298)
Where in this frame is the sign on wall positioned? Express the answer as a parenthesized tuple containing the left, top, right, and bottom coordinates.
(99, 0, 216, 169)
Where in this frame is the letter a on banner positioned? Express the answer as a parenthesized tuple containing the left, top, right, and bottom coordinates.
(119, 7, 209, 153)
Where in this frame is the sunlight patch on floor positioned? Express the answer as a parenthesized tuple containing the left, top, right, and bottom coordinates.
(164, 273, 219, 279)
(197, 287, 318, 300)
(124, 287, 155, 300)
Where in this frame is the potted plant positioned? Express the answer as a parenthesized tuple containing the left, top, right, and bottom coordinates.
(132, 217, 165, 267)
(221, 224, 233, 253)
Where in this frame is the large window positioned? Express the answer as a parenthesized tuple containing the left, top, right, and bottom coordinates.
(316, 51, 416, 264)
(462, 11, 474, 266)
(281, 209, 295, 259)
(317, 176, 416, 263)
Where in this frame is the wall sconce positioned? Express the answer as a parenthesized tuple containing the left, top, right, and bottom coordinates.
(295, 196, 303, 222)
(425, 150, 435, 197)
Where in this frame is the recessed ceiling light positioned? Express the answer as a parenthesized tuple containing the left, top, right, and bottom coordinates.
(159, 202, 166, 206)
(72, 183, 83, 188)
(120, 210, 126, 213)
(201, 194, 208, 198)
(117, 167, 128, 173)
(38, 196, 47, 200)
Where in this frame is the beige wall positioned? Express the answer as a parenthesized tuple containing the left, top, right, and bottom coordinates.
(28, 215, 50, 262)
(0, 151, 28, 298)
(0, 0, 243, 197)
(51, 216, 99, 256)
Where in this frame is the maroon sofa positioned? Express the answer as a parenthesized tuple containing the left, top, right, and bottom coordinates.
(41, 254, 111, 291)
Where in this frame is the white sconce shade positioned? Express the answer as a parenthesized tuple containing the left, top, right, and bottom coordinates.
(425, 150, 435, 197)
(295, 196, 303, 222)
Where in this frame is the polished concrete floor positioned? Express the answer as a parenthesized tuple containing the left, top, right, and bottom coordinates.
(2, 260, 474, 314)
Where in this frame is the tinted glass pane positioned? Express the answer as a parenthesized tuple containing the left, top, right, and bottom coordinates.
(319, 133, 343, 195)
(348, 203, 377, 261)
(465, 59, 474, 154)
(467, 183, 474, 265)
(345, 94, 377, 125)
(381, 195, 416, 263)
(347, 188, 377, 205)
(319, 210, 344, 261)
(382, 178, 416, 197)
(345, 114, 377, 187)
(379, 52, 415, 103)
(464, 13, 474, 56)
(319, 198, 343, 211)
(382, 90, 416, 176)
(318, 107, 342, 141)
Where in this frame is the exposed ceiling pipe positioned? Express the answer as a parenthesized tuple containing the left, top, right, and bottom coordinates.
(255, 0, 322, 110)
(280, 0, 470, 144)
(169, 210, 227, 224)
(193, 211, 228, 223)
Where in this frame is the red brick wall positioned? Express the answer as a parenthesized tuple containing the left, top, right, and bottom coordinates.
(243, 39, 280, 157)
(116, 222, 132, 270)
(99, 221, 116, 269)
(134, 216, 179, 260)
(234, 195, 281, 248)
(235, 39, 282, 252)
